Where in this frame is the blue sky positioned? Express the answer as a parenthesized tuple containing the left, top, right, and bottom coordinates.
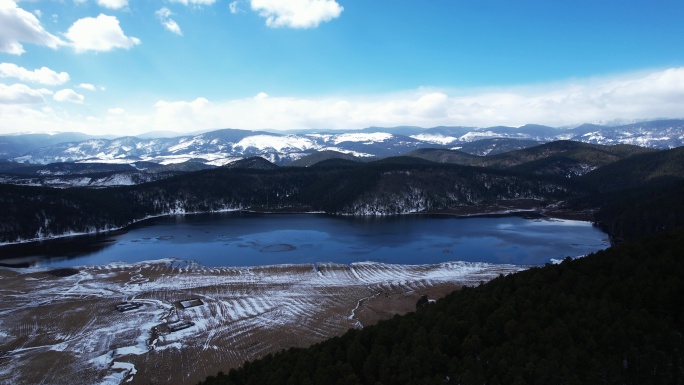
(1, 0, 683, 135)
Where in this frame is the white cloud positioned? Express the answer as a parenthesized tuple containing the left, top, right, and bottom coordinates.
(0, 0, 65, 54)
(0, 63, 70, 85)
(0, 101, 108, 135)
(142, 67, 684, 132)
(0, 83, 47, 104)
(156, 7, 183, 35)
(65, 14, 140, 52)
(155, 97, 209, 110)
(78, 83, 96, 91)
(97, 0, 128, 9)
(53, 88, 84, 103)
(412, 92, 449, 118)
(108, 107, 125, 115)
(229, 1, 240, 13)
(168, 0, 216, 6)
(250, 0, 343, 29)
(154, 97, 209, 129)
(2, 67, 684, 136)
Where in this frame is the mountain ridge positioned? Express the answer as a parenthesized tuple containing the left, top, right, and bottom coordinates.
(3, 119, 682, 167)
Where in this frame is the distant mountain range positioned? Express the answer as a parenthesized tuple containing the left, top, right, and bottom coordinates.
(1, 119, 682, 167)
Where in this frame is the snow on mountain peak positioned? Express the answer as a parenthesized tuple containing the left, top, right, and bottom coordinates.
(234, 134, 319, 152)
(168, 137, 203, 153)
(459, 131, 500, 142)
(6, 119, 683, 167)
(332, 132, 393, 145)
(410, 133, 458, 145)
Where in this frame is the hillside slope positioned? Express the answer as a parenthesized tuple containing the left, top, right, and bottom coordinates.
(0, 163, 579, 243)
(579, 146, 684, 192)
(406, 141, 653, 178)
(200, 228, 684, 385)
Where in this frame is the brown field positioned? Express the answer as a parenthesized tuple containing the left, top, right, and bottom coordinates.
(0, 259, 523, 385)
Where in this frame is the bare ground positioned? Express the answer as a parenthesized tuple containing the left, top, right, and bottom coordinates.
(0, 259, 523, 385)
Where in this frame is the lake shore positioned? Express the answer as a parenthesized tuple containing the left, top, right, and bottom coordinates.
(0, 201, 597, 250)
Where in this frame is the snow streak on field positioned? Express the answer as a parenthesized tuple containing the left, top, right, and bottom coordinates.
(0, 259, 523, 385)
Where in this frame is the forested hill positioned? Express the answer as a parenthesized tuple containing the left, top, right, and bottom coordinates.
(199, 228, 684, 385)
(565, 146, 684, 242)
(1, 144, 683, 244)
(0, 161, 578, 243)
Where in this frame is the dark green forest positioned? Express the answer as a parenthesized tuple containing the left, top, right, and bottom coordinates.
(199, 228, 684, 385)
(0, 161, 580, 243)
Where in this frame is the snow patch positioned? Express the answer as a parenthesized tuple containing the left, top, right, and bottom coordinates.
(234, 135, 319, 152)
(332, 132, 393, 144)
(410, 133, 458, 145)
(459, 131, 499, 142)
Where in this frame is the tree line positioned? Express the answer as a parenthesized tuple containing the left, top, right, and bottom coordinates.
(0, 162, 580, 243)
(199, 228, 684, 385)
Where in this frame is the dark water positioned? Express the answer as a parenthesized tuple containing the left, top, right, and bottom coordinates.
(0, 212, 610, 268)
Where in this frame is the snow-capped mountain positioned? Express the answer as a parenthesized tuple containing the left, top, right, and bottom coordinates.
(9, 129, 430, 166)
(6, 119, 684, 166)
(406, 120, 684, 148)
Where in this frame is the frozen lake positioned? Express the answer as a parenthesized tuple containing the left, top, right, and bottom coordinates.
(0, 212, 610, 268)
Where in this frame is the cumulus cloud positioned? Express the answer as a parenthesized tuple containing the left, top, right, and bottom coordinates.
(77, 83, 96, 91)
(141, 67, 684, 132)
(229, 1, 240, 14)
(0, 83, 47, 104)
(168, 0, 216, 6)
(154, 97, 210, 129)
(412, 92, 449, 118)
(0, 63, 69, 85)
(156, 7, 182, 35)
(53, 88, 84, 103)
(65, 14, 140, 52)
(0, 102, 101, 135)
(155, 97, 209, 110)
(2, 67, 684, 135)
(0, 0, 65, 54)
(250, 0, 343, 28)
(97, 0, 128, 9)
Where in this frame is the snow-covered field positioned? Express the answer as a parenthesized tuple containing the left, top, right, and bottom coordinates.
(0, 259, 523, 385)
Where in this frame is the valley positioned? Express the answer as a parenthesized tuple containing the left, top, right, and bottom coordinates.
(0, 124, 683, 385)
(2, 1, 682, 382)
(5, 0, 684, 381)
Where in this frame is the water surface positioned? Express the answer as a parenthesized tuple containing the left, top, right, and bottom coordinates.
(0, 212, 610, 268)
